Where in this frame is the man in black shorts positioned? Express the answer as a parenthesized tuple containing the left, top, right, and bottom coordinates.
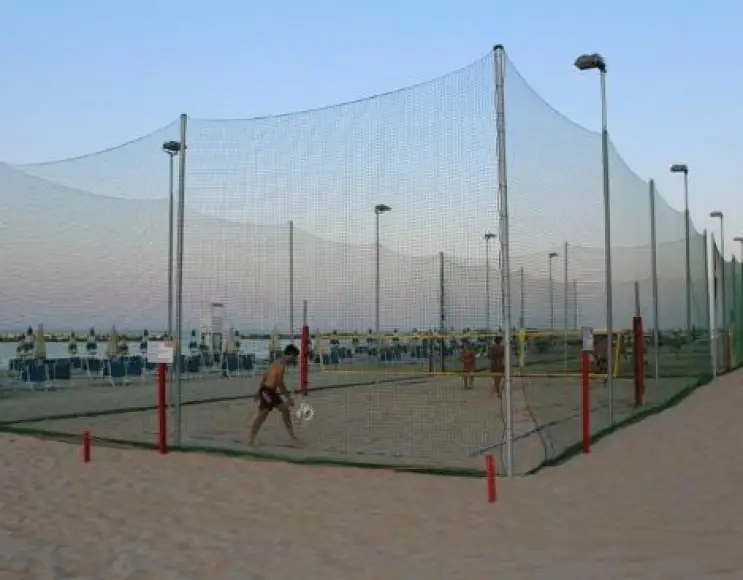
(249, 344, 301, 446)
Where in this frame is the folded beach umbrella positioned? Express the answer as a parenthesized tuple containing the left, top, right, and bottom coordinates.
(106, 326, 119, 357)
(140, 329, 149, 354)
(234, 329, 241, 351)
(269, 327, 280, 356)
(188, 329, 198, 352)
(224, 328, 237, 355)
(68, 331, 78, 355)
(34, 324, 47, 359)
(86, 328, 97, 354)
(23, 326, 34, 355)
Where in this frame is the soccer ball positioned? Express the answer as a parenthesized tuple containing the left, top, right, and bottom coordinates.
(295, 402, 314, 421)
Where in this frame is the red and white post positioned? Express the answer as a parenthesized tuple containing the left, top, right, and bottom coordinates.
(485, 455, 497, 503)
(632, 281, 645, 408)
(157, 362, 168, 454)
(82, 430, 91, 463)
(580, 326, 593, 455)
(300, 300, 309, 396)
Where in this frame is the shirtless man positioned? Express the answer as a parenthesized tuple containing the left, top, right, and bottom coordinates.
(488, 335, 505, 398)
(249, 344, 300, 446)
(459, 340, 476, 390)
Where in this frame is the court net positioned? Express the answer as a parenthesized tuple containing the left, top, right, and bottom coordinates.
(0, 47, 730, 476)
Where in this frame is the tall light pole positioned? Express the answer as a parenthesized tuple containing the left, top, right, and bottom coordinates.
(374, 204, 391, 335)
(162, 140, 182, 339)
(670, 163, 691, 334)
(548, 251, 558, 331)
(711, 211, 725, 334)
(484, 232, 496, 331)
(574, 52, 614, 422)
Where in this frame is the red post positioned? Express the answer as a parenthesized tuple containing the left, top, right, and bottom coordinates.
(300, 325, 310, 396)
(581, 351, 590, 454)
(157, 362, 168, 454)
(82, 430, 91, 463)
(485, 455, 496, 503)
(632, 316, 645, 407)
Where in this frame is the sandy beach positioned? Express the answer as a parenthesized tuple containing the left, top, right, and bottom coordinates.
(0, 368, 740, 579)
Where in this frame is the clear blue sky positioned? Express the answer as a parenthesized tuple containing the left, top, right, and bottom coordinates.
(1, 0, 741, 255)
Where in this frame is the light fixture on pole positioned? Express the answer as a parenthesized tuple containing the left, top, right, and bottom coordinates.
(484, 232, 496, 331)
(574, 51, 615, 423)
(162, 140, 182, 340)
(548, 251, 559, 331)
(374, 204, 391, 335)
(670, 163, 691, 334)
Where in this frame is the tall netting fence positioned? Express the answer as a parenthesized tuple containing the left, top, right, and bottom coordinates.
(710, 239, 743, 374)
(0, 47, 720, 476)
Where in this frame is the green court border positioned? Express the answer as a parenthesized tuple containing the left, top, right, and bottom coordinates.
(1, 366, 728, 480)
(0, 423, 485, 479)
(527, 370, 717, 475)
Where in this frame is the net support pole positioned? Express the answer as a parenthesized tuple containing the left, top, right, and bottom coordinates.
(519, 266, 525, 330)
(733, 256, 737, 366)
(485, 236, 491, 331)
(649, 180, 660, 390)
(439, 251, 445, 373)
(573, 280, 578, 329)
(683, 171, 691, 334)
(563, 241, 569, 373)
(289, 220, 295, 343)
(720, 224, 728, 371)
(599, 69, 615, 426)
(167, 153, 175, 340)
(707, 231, 716, 379)
(173, 113, 188, 448)
(580, 346, 590, 454)
(494, 44, 514, 477)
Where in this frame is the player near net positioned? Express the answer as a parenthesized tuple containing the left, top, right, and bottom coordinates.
(249, 344, 301, 446)
(488, 335, 505, 398)
(459, 340, 477, 390)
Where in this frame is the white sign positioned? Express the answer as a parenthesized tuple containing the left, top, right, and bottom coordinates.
(581, 327, 594, 352)
(147, 341, 175, 364)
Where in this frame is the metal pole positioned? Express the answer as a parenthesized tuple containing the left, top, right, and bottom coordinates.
(634, 281, 640, 317)
(549, 256, 554, 331)
(519, 266, 525, 329)
(485, 238, 491, 331)
(704, 230, 715, 379)
(563, 241, 569, 372)
(721, 219, 727, 338)
(167, 154, 174, 339)
(375, 212, 380, 335)
(572, 279, 578, 329)
(649, 180, 660, 388)
(494, 44, 514, 477)
(289, 220, 294, 343)
(600, 69, 615, 424)
(174, 113, 187, 448)
(733, 257, 738, 360)
(683, 172, 691, 334)
(439, 251, 445, 373)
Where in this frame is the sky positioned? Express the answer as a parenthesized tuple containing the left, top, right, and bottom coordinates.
(0, 0, 740, 332)
(1, 0, 741, 253)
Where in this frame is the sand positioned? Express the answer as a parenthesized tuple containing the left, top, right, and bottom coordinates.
(1, 369, 741, 579)
(3, 363, 701, 476)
